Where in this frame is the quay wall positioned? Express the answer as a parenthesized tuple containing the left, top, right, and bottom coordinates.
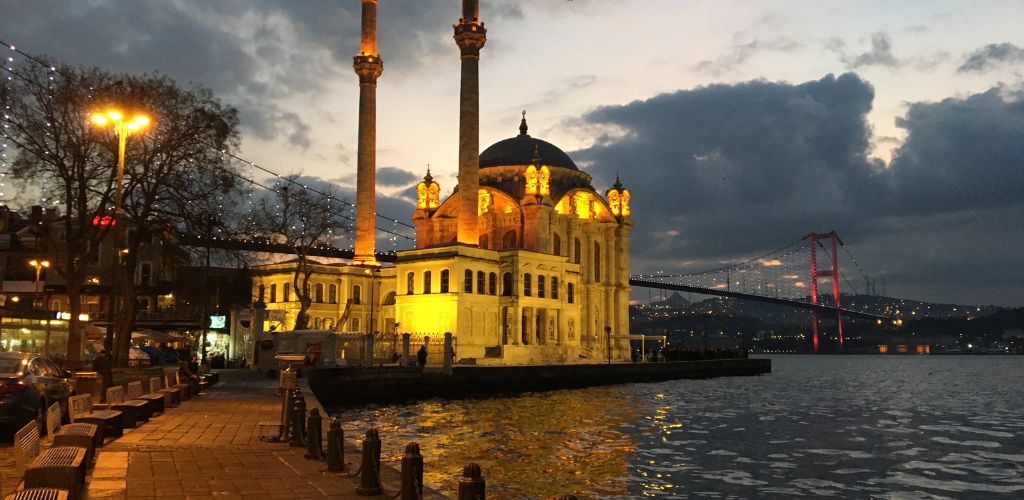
(309, 358, 771, 408)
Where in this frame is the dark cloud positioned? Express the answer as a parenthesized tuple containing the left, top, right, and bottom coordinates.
(569, 74, 1024, 305)
(958, 43, 1024, 73)
(845, 32, 899, 69)
(377, 167, 419, 187)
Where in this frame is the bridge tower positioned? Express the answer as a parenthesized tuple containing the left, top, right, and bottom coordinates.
(808, 231, 843, 352)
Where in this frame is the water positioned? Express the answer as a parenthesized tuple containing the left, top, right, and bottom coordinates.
(332, 356, 1024, 498)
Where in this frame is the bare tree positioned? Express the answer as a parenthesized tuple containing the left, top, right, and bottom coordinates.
(249, 176, 353, 330)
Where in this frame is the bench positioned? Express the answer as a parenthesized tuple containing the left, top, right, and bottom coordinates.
(150, 376, 180, 408)
(14, 421, 86, 500)
(43, 401, 96, 468)
(3, 488, 71, 500)
(68, 394, 123, 443)
(167, 372, 192, 400)
(126, 380, 165, 416)
(105, 386, 150, 428)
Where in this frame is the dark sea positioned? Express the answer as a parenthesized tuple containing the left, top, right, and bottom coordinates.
(332, 355, 1024, 498)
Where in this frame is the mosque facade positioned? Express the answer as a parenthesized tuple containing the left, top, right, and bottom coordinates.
(251, 0, 633, 365)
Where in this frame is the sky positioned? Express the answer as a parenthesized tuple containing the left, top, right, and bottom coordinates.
(4, 1, 1023, 307)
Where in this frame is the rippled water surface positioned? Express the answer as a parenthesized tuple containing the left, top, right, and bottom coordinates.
(332, 356, 1024, 498)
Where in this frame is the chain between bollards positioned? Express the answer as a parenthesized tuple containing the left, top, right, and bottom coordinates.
(326, 418, 345, 472)
(458, 463, 485, 499)
(355, 428, 383, 496)
(400, 442, 423, 500)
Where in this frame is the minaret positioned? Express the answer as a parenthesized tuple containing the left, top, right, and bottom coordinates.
(454, 0, 487, 245)
(352, 0, 383, 266)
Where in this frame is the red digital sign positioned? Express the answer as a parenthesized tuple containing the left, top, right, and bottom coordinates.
(91, 215, 117, 227)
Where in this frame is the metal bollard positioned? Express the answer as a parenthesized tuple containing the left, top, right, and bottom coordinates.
(458, 463, 485, 500)
(289, 390, 306, 447)
(355, 428, 382, 496)
(400, 443, 423, 500)
(326, 418, 345, 472)
(304, 408, 324, 460)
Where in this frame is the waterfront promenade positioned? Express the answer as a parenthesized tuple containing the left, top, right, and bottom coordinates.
(2, 370, 420, 499)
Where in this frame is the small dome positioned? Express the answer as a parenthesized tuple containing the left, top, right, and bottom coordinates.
(479, 116, 579, 170)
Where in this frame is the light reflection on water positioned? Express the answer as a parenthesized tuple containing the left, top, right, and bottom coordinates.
(332, 356, 1024, 498)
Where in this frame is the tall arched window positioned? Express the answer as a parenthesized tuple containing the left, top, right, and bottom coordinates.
(352, 285, 362, 305)
(464, 270, 473, 293)
(537, 275, 546, 298)
(406, 272, 415, 295)
(594, 242, 601, 282)
(488, 272, 497, 295)
(440, 269, 450, 293)
(551, 277, 559, 300)
(567, 283, 574, 304)
(477, 271, 485, 295)
(423, 270, 432, 294)
(574, 238, 582, 264)
(138, 261, 153, 286)
(553, 233, 561, 256)
(269, 283, 277, 303)
(328, 284, 337, 304)
(315, 283, 325, 303)
(524, 273, 532, 297)
(284, 283, 291, 302)
(502, 272, 513, 296)
(502, 230, 516, 249)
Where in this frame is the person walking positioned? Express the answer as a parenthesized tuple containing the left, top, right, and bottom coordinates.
(416, 345, 427, 367)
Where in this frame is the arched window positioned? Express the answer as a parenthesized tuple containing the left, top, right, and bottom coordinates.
(488, 273, 497, 295)
(480, 234, 489, 249)
(382, 291, 396, 305)
(352, 317, 361, 332)
(524, 273, 532, 297)
(269, 283, 277, 303)
(138, 261, 153, 286)
(574, 238, 582, 264)
(464, 269, 473, 293)
(553, 233, 561, 256)
(502, 272, 513, 296)
(594, 242, 601, 282)
(315, 283, 324, 303)
(537, 275, 545, 298)
(477, 271, 485, 295)
(284, 283, 291, 302)
(440, 269, 450, 293)
(551, 277, 559, 300)
(407, 272, 415, 294)
(328, 284, 337, 304)
(352, 285, 362, 305)
(423, 270, 432, 294)
(502, 230, 516, 249)
(567, 282, 574, 304)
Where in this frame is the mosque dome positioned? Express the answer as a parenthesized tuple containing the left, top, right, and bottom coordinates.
(479, 115, 579, 171)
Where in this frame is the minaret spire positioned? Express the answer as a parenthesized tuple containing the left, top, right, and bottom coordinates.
(454, 0, 486, 246)
(352, 0, 383, 266)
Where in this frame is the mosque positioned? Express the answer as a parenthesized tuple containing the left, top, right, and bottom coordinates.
(251, 0, 633, 365)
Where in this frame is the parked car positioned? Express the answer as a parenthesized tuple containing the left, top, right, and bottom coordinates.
(0, 352, 75, 434)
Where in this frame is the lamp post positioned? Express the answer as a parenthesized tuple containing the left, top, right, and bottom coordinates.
(91, 110, 150, 364)
(29, 259, 50, 309)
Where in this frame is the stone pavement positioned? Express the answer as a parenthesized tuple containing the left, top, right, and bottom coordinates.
(3, 369, 428, 500)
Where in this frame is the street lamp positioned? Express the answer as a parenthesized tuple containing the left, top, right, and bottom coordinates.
(29, 259, 50, 308)
(90, 109, 150, 363)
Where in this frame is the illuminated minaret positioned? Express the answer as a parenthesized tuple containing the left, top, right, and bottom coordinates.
(352, 0, 383, 266)
(454, 0, 486, 245)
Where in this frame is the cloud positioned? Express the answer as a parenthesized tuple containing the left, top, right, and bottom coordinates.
(568, 74, 1024, 305)
(958, 43, 1024, 73)
(696, 38, 802, 76)
(845, 32, 899, 69)
(377, 167, 419, 187)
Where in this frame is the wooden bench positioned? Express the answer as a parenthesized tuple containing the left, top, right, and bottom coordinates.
(167, 372, 192, 400)
(68, 394, 123, 443)
(14, 422, 86, 500)
(3, 488, 71, 500)
(150, 376, 180, 408)
(104, 386, 150, 428)
(43, 402, 96, 468)
(126, 380, 165, 416)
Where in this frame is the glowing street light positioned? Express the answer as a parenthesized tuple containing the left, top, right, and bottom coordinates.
(29, 259, 50, 308)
